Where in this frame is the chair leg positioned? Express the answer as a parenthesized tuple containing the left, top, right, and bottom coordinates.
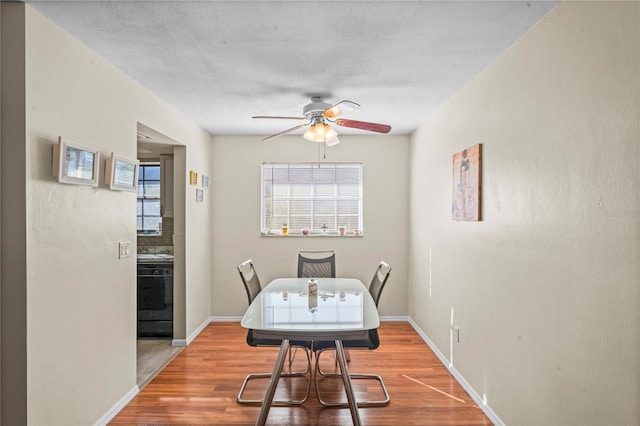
(237, 346, 312, 406)
(289, 346, 298, 366)
(314, 348, 390, 407)
(331, 348, 351, 368)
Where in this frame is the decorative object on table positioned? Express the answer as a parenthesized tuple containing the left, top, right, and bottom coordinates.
(307, 279, 318, 296)
(104, 153, 139, 192)
(308, 294, 318, 313)
(307, 283, 318, 311)
(281, 224, 288, 235)
(252, 97, 391, 145)
(302, 228, 309, 235)
(353, 229, 362, 236)
(196, 189, 203, 202)
(52, 136, 100, 186)
(321, 223, 328, 233)
(189, 170, 198, 186)
(338, 225, 346, 235)
(202, 175, 209, 188)
(452, 143, 482, 221)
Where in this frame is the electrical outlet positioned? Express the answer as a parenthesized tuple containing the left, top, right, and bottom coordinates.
(118, 241, 131, 259)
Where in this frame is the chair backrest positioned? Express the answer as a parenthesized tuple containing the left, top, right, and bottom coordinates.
(297, 250, 336, 278)
(237, 259, 262, 305)
(368, 261, 391, 308)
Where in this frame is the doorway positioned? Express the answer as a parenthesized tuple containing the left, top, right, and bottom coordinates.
(136, 123, 186, 387)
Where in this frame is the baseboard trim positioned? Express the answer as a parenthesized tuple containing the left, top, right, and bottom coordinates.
(179, 316, 218, 346)
(407, 317, 504, 426)
(172, 338, 187, 347)
(209, 316, 243, 322)
(175, 316, 244, 346)
(380, 315, 409, 322)
(94, 385, 139, 426)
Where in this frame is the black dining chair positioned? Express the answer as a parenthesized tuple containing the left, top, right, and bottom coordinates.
(236, 259, 313, 405)
(312, 260, 392, 407)
(297, 250, 336, 278)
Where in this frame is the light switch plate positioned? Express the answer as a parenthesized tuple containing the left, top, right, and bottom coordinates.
(118, 241, 131, 259)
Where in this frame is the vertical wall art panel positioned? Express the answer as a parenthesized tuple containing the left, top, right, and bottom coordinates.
(452, 143, 482, 221)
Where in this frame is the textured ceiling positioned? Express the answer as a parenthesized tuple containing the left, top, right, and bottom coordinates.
(24, 0, 558, 138)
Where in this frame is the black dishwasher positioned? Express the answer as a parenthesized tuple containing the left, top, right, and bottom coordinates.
(137, 262, 173, 338)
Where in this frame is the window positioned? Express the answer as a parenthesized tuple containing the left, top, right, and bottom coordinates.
(137, 163, 162, 235)
(261, 162, 363, 235)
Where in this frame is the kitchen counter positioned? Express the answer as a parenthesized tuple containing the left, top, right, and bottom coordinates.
(137, 253, 174, 262)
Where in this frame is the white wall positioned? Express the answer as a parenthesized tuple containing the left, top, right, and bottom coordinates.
(210, 135, 409, 318)
(409, 2, 639, 425)
(6, 5, 213, 424)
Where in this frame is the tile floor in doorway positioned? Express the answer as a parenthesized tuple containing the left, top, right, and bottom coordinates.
(137, 339, 183, 388)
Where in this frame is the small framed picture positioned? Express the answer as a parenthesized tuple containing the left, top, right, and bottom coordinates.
(189, 170, 198, 186)
(52, 136, 100, 186)
(196, 188, 204, 202)
(202, 175, 209, 188)
(105, 153, 139, 192)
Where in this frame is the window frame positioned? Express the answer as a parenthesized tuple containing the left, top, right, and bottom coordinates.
(261, 161, 364, 236)
(137, 162, 162, 236)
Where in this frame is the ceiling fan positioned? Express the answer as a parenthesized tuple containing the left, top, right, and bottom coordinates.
(252, 97, 392, 146)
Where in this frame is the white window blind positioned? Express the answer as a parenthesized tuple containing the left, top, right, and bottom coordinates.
(261, 162, 363, 235)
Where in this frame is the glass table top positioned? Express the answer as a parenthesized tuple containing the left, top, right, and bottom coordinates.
(241, 278, 379, 333)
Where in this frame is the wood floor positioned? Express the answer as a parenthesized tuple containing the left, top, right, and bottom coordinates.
(111, 322, 493, 425)
(137, 339, 184, 388)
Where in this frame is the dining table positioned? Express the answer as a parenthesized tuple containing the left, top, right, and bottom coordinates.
(240, 277, 381, 426)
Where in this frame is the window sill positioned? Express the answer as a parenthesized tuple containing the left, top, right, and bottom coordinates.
(261, 233, 363, 237)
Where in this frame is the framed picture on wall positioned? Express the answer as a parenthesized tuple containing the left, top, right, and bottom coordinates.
(189, 170, 198, 186)
(52, 136, 100, 186)
(105, 153, 140, 192)
(452, 143, 482, 221)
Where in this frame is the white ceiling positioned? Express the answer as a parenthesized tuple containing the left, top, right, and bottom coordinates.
(24, 0, 558, 139)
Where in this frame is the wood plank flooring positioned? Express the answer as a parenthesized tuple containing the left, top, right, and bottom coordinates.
(111, 322, 493, 425)
(137, 339, 184, 388)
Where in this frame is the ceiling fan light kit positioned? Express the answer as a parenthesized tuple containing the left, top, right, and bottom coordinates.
(303, 122, 339, 144)
(252, 96, 391, 145)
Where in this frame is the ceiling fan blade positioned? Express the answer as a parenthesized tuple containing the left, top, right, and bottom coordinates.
(252, 115, 307, 120)
(322, 100, 360, 118)
(261, 123, 309, 142)
(334, 119, 391, 134)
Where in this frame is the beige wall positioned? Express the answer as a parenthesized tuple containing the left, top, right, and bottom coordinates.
(0, 5, 213, 424)
(210, 135, 409, 318)
(409, 1, 639, 425)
